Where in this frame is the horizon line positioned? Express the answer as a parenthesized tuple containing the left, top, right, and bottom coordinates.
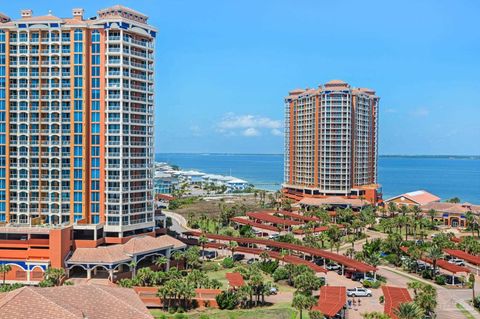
(155, 152, 480, 157)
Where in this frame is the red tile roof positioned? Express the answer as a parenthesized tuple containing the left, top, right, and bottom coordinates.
(234, 246, 327, 273)
(230, 217, 279, 231)
(444, 249, 480, 266)
(186, 231, 376, 272)
(276, 210, 320, 222)
(246, 211, 303, 226)
(226, 272, 245, 288)
(0, 285, 153, 319)
(311, 286, 346, 316)
(400, 247, 470, 273)
(382, 286, 412, 319)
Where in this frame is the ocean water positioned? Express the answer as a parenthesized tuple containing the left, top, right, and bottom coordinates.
(155, 153, 480, 203)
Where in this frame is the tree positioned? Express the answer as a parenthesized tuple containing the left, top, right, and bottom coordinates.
(388, 202, 398, 217)
(228, 241, 238, 257)
(292, 293, 315, 319)
(394, 302, 424, 319)
(427, 209, 437, 228)
(216, 290, 239, 310)
(426, 245, 443, 279)
(327, 225, 341, 252)
(198, 235, 208, 261)
(469, 273, 476, 303)
(154, 256, 169, 270)
(129, 260, 138, 279)
(43, 267, 65, 286)
(293, 271, 323, 296)
(446, 197, 460, 203)
(0, 264, 11, 285)
(414, 284, 437, 317)
(308, 310, 324, 319)
(362, 312, 391, 319)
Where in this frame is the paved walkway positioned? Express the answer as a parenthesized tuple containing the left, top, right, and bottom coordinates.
(163, 210, 190, 233)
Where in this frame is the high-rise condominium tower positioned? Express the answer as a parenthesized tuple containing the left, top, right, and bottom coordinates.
(283, 80, 380, 203)
(0, 6, 156, 237)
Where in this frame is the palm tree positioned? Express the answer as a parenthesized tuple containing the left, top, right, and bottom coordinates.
(317, 232, 328, 249)
(394, 302, 424, 319)
(155, 256, 169, 270)
(0, 264, 11, 285)
(427, 209, 437, 228)
(172, 251, 184, 269)
(388, 202, 398, 217)
(426, 245, 443, 279)
(466, 211, 477, 237)
(407, 281, 423, 297)
(197, 235, 208, 261)
(292, 293, 315, 319)
(129, 260, 138, 279)
(228, 241, 238, 257)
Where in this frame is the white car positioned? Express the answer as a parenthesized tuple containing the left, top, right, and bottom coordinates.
(448, 258, 465, 266)
(347, 287, 372, 297)
(326, 263, 341, 271)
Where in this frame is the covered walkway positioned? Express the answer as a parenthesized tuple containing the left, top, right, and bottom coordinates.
(230, 217, 278, 232)
(444, 249, 480, 266)
(311, 286, 346, 318)
(186, 231, 375, 273)
(226, 272, 245, 288)
(246, 211, 303, 229)
(382, 286, 412, 319)
(400, 247, 470, 274)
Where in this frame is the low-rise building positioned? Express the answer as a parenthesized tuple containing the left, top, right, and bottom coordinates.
(421, 202, 480, 228)
(385, 190, 440, 207)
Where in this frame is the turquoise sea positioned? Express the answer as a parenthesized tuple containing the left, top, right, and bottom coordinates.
(155, 153, 480, 203)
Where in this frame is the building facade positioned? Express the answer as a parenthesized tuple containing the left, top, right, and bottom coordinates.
(0, 6, 156, 237)
(283, 80, 380, 203)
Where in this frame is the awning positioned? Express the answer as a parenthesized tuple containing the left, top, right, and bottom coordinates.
(444, 249, 480, 266)
(311, 286, 346, 317)
(186, 231, 375, 272)
(382, 286, 412, 319)
(401, 247, 470, 273)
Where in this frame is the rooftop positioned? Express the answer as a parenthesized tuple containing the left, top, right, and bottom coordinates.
(0, 285, 153, 319)
(386, 190, 441, 206)
(68, 235, 186, 265)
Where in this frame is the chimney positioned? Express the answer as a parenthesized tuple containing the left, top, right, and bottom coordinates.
(72, 8, 84, 20)
(21, 9, 32, 18)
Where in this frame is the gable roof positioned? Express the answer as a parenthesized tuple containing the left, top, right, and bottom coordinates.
(382, 286, 412, 319)
(386, 190, 440, 206)
(0, 285, 153, 319)
(69, 235, 186, 265)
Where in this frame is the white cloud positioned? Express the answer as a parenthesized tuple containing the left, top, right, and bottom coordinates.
(410, 107, 430, 117)
(217, 113, 282, 137)
(243, 128, 260, 136)
(271, 128, 282, 136)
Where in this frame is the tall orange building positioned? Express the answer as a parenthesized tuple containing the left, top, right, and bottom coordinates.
(0, 6, 156, 236)
(283, 80, 381, 203)
(0, 6, 170, 282)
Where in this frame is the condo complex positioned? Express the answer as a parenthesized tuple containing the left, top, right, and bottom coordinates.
(0, 6, 185, 284)
(283, 80, 381, 204)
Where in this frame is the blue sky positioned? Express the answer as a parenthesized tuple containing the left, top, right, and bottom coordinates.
(3, 0, 480, 155)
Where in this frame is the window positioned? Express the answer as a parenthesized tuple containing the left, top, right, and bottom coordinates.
(74, 29, 83, 41)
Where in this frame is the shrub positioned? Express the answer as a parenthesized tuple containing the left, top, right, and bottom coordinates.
(435, 275, 446, 285)
(272, 266, 289, 282)
(362, 280, 381, 289)
(309, 310, 324, 319)
(421, 270, 433, 280)
(199, 315, 210, 319)
(258, 260, 279, 274)
(202, 262, 220, 272)
(174, 314, 187, 319)
(473, 296, 480, 309)
(384, 254, 400, 266)
(222, 257, 235, 269)
(0, 283, 23, 292)
(216, 290, 239, 310)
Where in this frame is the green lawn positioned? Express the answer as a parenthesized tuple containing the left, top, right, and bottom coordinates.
(151, 302, 302, 319)
(456, 303, 475, 319)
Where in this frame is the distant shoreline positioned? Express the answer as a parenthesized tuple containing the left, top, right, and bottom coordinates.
(156, 152, 480, 160)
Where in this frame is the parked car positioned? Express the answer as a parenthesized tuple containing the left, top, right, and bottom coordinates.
(448, 258, 465, 266)
(326, 263, 341, 271)
(351, 272, 366, 281)
(268, 233, 280, 240)
(347, 287, 372, 297)
(269, 287, 278, 295)
(314, 257, 326, 266)
(247, 258, 259, 265)
(201, 250, 218, 259)
(232, 254, 245, 262)
(445, 275, 463, 285)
